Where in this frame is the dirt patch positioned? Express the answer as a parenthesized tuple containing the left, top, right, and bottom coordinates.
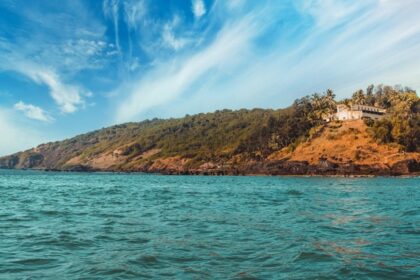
(67, 152, 126, 170)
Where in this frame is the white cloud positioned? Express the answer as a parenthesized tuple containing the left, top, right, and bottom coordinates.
(127, 57, 140, 71)
(0, 108, 46, 156)
(124, 0, 147, 30)
(162, 17, 188, 50)
(0, 58, 88, 113)
(162, 29, 186, 50)
(55, 39, 116, 71)
(192, 0, 206, 19)
(14, 101, 53, 122)
(13, 64, 86, 113)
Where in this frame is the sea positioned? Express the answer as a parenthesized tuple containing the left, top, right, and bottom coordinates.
(0, 170, 419, 279)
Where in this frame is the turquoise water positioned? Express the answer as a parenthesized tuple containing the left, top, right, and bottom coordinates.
(0, 170, 419, 279)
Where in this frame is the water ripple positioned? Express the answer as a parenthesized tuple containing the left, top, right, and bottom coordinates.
(0, 170, 419, 279)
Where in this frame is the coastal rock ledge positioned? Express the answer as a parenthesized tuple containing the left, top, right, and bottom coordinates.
(0, 157, 418, 176)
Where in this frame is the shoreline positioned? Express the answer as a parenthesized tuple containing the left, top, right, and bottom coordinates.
(1, 167, 419, 178)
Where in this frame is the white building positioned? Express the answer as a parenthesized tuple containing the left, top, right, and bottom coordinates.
(336, 104, 386, 121)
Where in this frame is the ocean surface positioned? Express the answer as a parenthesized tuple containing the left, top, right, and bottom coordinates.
(0, 170, 419, 279)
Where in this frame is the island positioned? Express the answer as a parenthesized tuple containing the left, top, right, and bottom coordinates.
(1, 85, 419, 176)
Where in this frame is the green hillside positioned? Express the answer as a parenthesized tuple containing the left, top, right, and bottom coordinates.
(0, 85, 418, 175)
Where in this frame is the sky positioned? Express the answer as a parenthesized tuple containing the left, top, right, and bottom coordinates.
(0, 0, 420, 156)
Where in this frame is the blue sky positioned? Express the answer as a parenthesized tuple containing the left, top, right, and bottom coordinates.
(0, 0, 420, 155)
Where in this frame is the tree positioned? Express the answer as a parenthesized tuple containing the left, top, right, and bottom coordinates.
(352, 89, 366, 105)
(325, 89, 337, 113)
(367, 86, 419, 151)
(305, 90, 337, 121)
(366, 85, 375, 106)
(371, 120, 393, 143)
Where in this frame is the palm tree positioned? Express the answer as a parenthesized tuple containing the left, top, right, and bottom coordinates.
(352, 90, 366, 105)
(325, 89, 337, 112)
(309, 91, 337, 121)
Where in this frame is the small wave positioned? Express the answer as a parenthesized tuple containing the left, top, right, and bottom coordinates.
(127, 237, 150, 244)
(138, 255, 158, 264)
(232, 271, 259, 279)
(127, 255, 159, 268)
(402, 209, 418, 216)
(294, 251, 335, 262)
(12, 258, 56, 265)
(39, 210, 67, 216)
(286, 190, 303, 196)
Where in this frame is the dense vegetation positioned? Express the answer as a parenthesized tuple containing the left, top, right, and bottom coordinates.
(236, 89, 337, 158)
(346, 85, 419, 152)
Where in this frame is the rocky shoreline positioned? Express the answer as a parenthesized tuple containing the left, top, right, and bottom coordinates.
(140, 159, 420, 176)
(3, 158, 418, 177)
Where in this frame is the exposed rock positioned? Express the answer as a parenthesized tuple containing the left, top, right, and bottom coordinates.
(62, 164, 97, 172)
(391, 159, 420, 175)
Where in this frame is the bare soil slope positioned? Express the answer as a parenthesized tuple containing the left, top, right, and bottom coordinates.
(270, 120, 419, 168)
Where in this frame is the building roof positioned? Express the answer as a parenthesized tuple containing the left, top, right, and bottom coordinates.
(350, 104, 386, 113)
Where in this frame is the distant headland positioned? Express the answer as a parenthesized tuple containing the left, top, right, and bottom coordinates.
(1, 85, 419, 176)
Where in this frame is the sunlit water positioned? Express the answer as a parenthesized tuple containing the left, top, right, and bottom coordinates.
(0, 170, 419, 279)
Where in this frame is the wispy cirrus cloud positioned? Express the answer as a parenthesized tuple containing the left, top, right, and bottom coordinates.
(103, 0, 121, 54)
(14, 101, 53, 122)
(123, 0, 147, 30)
(115, 14, 260, 122)
(296, 0, 370, 28)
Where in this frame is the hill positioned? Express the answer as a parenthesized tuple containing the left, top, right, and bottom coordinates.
(1, 85, 419, 175)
